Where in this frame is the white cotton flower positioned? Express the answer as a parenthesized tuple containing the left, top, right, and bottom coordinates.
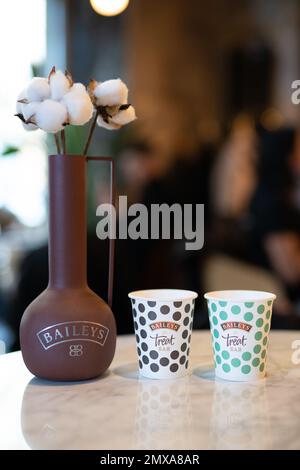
(16, 90, 27, 114)
(62, 88, 93, 126)
(26, 77, 50, 102)
(112, 106, 136, 126)
(93, 79, 128, 106)
(96, 105, 136, 131)
(50, 70, 71, 101)
(16, 90, 38, 131)
(22, 122, 38, 131)
(70, 83, 87, 96)
(22, 101, 41, 122)
(35, 99, 67, 133)
(97, 115, 121, 130)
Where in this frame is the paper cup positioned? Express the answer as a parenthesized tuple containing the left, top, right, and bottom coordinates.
(204, 290, 276, 382)
(129, 289, 198, 379)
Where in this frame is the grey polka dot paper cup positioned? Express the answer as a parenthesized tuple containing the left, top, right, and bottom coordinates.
(204, 290, 276, 382)
(129, 289, 198, 379)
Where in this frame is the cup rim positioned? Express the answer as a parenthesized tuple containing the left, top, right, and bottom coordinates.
(128, 289, 198, 302)
(204, 290, 276, 302)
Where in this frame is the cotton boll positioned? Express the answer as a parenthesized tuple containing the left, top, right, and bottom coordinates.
(97, 115, 121, 130)
(50, 70, 71, 100)
(22, 122, 38, 131)
(16, 89, 27, 113)
(35, 99, 67, 133)
(63, 92, 93, 126)
(22, 102, 41, 122)
(94, 79, 128, 106)
(16, 101, 22, 114)
(112, 106, 136, 126)
(16, 90, 38, 131)
(70, 83, 87, 96)
(26, 77, 50, 102)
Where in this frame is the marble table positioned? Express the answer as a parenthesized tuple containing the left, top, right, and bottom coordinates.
(0, 331, 300, 450)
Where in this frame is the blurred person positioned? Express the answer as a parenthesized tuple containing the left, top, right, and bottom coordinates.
(117, 141, 165, 206)
(211, 114, 258, 220)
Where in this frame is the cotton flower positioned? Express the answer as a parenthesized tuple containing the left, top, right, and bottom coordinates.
(49, 68, 72, 101)
(26, 77, 50, 102)
(15, 66, 136, 156)
(22, 101, 41, 123)
(87, 77, 136, 131)
(62, 84, 93, 126)
(111, 105, 136, 126)
(15, 90, 38, 131)
(96, 115, 121, 130)
(92, 79, 128, 107)
(69, 83, 87, 96)
(96, 104, 136, 131)
(35, 100, 67, 133)
(16, 67, 93, 133)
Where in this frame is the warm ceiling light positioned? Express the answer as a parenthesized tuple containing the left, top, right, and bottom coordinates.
(90, 0, 129, 17)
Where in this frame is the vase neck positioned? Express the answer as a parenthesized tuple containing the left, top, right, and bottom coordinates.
(48, 155, 87, 289)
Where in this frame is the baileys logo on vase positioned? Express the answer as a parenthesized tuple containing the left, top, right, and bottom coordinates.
(37, 321, 110, 350)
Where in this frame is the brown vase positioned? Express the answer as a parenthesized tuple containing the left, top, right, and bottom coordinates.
(20, 155, 117, 381)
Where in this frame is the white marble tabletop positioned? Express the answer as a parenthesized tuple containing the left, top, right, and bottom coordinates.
(0, 330, 300, 450)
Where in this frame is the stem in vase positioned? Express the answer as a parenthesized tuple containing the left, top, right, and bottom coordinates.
(54, 133, 61, 154)
(83, 109, 99, 156)
(61, 129, 66, 155)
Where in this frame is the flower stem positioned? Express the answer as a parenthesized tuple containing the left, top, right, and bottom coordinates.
(54, 133, 61, 154)
(83, 109, 99, 156)
(61, 129, 66, 155)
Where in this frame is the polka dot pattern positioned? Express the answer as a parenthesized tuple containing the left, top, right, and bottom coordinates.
(160, 357, 169, 366)
(257, 305, 265, 314)
(255, 332, 263, 341)
(150, 350, 158, 360)
(160, 305, 170, 315)
(244, 312, 253, 322)
(241, 365, 251, 374)
(231, 358, 241, 367)
(207, 297, 273, 379)
(173, 311, 181, 321)
(148, 311, 157, 321)
(242, 352, 251, 361)
(220, 311, 228, 320)
(130, 297, 195, 377)
(222, 363, 231, 373)
(231, 305, 241, 315)
(222, 350, 230, 360)
(252, 357, 260, 367)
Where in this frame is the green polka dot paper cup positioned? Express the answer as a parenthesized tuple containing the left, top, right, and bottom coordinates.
(204, 290, 276, 382)
(129, 289, 198, 379)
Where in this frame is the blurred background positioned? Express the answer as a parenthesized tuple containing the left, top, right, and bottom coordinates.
(1, 0, 300, 353)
